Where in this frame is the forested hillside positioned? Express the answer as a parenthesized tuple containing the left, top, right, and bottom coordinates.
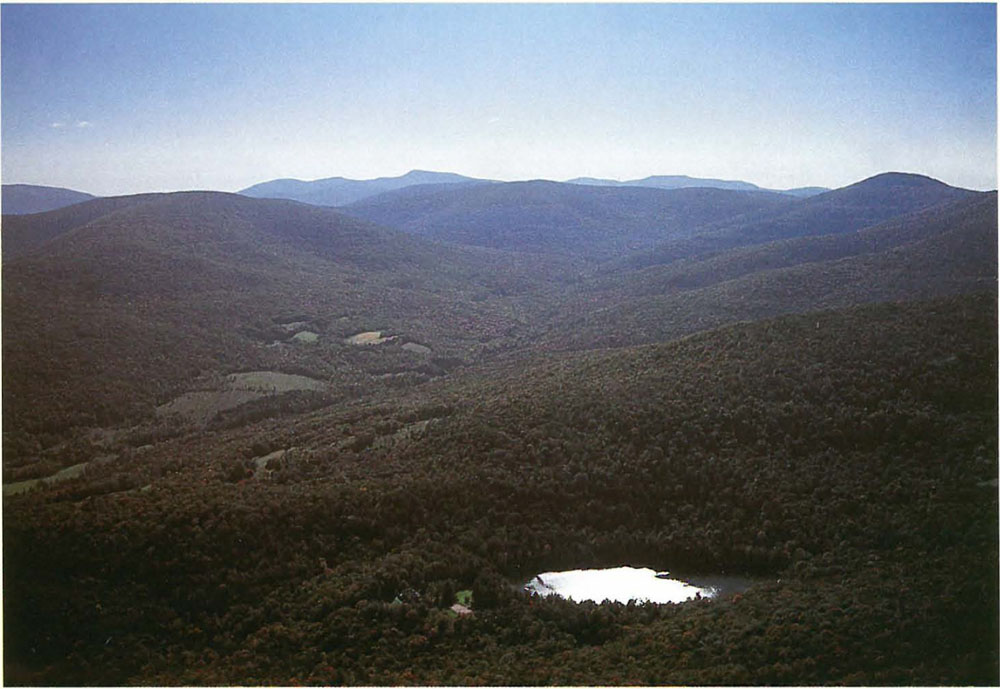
(5, 295, 996, 684)
(2, 192, 574, 441)
(627, 173, 978, 269)
(540, 192, 997, 350)
(2, 172, 997, 686)
(342, 181, 793, 258)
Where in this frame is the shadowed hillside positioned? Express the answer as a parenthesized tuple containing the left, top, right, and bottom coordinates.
(542, 192, 997, 351)
(3, 193, 178, 260)
(4, 294, 995, 685)
(592, 192, 997, 299)
(2, 191, 575, 441)
(627, 172, 979, 269)
(2, 170, 997, 687)
(343, 181, 794, 259)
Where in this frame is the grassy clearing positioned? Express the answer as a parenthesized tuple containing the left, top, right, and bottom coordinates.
(156, 372, 326, 424)
(3, 462, 90, 497)
(346, 331, 396, 345)
(226, 371, 325, 393)
(291, 331, 319, 344)
(402, 342, 432, 354)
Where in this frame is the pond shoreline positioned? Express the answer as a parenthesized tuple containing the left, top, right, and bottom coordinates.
(523, 566, 752, 605)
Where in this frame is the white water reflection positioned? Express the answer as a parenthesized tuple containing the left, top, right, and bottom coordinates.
(525, 566, 716, 604)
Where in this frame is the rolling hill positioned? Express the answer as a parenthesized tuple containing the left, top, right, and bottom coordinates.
(5, 174, 991, 443)
(542, 192, 997, 350)
(593, 192, 997, 299)
(2, 183, 96, 215)
(239, 169, 488, 207)
(2, 169, 996, 686)
(342, 180, 795, 259)
(627, 172, 978, 269)
(2, 191, 574, 440)
(5, 293, 995, 685)
(3, 193, 176, 260)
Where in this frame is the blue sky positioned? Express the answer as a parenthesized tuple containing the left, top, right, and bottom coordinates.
(1, 3, 996, 195)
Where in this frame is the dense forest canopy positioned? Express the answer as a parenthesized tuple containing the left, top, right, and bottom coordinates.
(2, 173, 997, 685)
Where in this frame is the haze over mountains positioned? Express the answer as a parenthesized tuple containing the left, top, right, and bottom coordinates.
(0, 169, 882, 218)
(566, 174, 829, 197)
(625, 172, 980, 269)
(3, 167, 997, 685)
(340, 181, 795, 259)
(1, 183, 96, 215)
(240, 170, 830, 208)
(4, 169, 993, 438)
(238, 170, 488, 208)
(4, 169, 821, 216)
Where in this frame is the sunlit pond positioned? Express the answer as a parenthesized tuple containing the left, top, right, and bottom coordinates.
(524, 566, 743, 604)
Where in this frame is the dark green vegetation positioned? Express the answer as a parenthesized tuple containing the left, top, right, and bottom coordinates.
(2, 191, 576, 440)
(3, 172, 997, 685)
(1, 183, 96, 215)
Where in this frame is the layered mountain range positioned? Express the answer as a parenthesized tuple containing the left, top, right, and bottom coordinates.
(1, 183, 96, 215)
(2, 169, 997, 685)
(1, 169, 831, 217)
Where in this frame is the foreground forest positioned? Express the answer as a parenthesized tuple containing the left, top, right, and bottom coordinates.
(3, 173, 998, 685)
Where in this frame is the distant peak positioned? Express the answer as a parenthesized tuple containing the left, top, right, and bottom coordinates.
(856, 172, 948, 187)
(398, 169, 469, 180)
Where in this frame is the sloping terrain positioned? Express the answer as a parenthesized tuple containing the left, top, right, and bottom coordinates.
(1, 183, 96, 215)
(342, 181, 794, 259)
(2, 170, 997, 686)
(3, 193, 178, 260)
(605, 192, 997, 299)
(627, 172, 978, 269)
(4, 294, 995, 685)
(2, 191, 574, 442)
(240, 170, 487, 207)
(542, 192, 997, 350)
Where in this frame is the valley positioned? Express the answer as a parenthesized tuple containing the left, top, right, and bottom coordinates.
(2, 172, 997, 685)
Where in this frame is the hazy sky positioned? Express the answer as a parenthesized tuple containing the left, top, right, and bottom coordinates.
(2, 3, 996, 195)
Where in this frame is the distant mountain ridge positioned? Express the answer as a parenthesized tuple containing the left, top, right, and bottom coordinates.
(239, 169, 831, 207)
(341, 181, 795, 259)
(542, 190, 997, 351)
(239, 169, 489, 207)
(2, 183, 97, 214)
(566, 174, 762, 192)
(566, 175, 830, 197)
(626, 172, 978, 269)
